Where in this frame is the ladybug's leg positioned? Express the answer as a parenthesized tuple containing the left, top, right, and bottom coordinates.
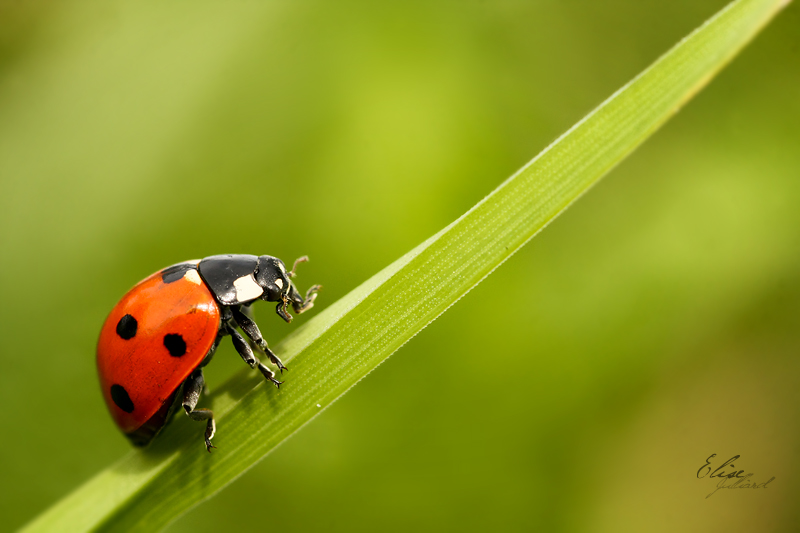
(225, 323, 283, 388)
(182, 368, 216, 452)
(231, 306, 287, 373)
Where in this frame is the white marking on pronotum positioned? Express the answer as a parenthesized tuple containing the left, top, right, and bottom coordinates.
(274, 278, 284, 290)
(184, 270, 202, 285)
(233, 275, 263, 301)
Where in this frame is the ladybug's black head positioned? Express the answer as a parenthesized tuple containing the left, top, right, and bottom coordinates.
(255, 256, 292, 302)
(256, 255, 316, 323)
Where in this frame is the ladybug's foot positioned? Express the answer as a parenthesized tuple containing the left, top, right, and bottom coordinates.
(204, 419, 217, 453)
(256, 346, 287, 374)
(227, 323, 284, 385)
(275, 358, 288, 374)
(258, 362, 283, 389)
(262, 347, 287, 373)
(253, 344, 287, 374)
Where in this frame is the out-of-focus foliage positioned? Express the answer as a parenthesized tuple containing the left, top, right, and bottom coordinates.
(1, 1, 798, 532)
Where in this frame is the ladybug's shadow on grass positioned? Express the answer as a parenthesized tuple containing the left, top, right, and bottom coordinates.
(107, 369, 292, 501)
(207, 367, 270, 404)
(119, 419, 218, 494)
(108, 416, 199, 478)
(119, 358, 290, 474)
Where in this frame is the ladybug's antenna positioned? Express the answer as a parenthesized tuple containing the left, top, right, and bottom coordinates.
(289, 256, 309, 279)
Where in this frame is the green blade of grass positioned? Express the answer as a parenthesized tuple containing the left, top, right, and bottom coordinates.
(22, 0, 791, 530)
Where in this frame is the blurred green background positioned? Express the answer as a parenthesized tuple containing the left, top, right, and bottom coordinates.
(1, 1, 799, 531)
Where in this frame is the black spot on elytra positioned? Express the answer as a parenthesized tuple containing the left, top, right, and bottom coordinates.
(162, 264, 195, 284)
(116, 314, 137, 340)
(110, 384, 134, 413)
(164, 333, 187, 357)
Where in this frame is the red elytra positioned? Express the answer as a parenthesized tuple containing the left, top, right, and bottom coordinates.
(97, 269, 220, 437)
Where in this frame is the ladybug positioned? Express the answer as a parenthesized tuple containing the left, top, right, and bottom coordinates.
(97, 254, 321, 452)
